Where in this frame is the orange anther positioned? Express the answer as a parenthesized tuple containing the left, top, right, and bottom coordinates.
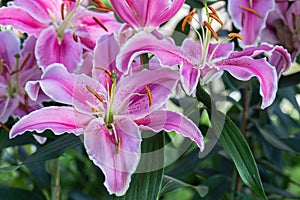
(240, 6, 263, 19)
(145, 86, 153, 107)
(86, 85, 103, 102)
(228, 33, 243, 40)
(182, 10, 196, 31)
(93, 17, 109, 32)
(209, 13, 223, 26)
(204, 21, 218, 41)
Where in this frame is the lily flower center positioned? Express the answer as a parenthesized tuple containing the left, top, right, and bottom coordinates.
(0, 53, 34, 118)
(85, 68, 153, 150)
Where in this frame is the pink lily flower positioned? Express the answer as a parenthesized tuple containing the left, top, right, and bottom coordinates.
(0, 30, 47, 143)
(0, 0, 121, 72)
(110, 0, 184, 30)
(9, 64, 204, 196)
(261, 1, 300, 61)
(228, 0, 275, 45)
(117, 32, 291, 109)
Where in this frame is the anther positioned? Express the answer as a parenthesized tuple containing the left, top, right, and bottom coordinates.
(182, 10, 196, 31)
(92, 107, 98, 113)
(0, 59, 4, 75)
(204, 21, 218, 41)
(95, 66, 112, 77)
(209, 13, 223, 26)
(228, 33, 243, 40)
(24, 93, 29, 112)
(145, 86, 153, 107)
(292, 13, 297, 30)
(240, 6, 263, 19)
(116, 136, 121, 154)
(92, 0, 114, 12)
(86, 85, 103, 102)
(208, 5, 217, 16)
(73, 32, 78, 42)
(92, 17, 109, 32)
(61, 3, 65, 20)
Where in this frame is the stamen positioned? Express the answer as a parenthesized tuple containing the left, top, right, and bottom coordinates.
(61, 3, 65, 20)
(204, 21, 218, 41)
(292, 13, 297, 30)
(0, 122, 10, 132)
(241, 12, 245, 27)
(240, 6, 263, 19)
(10, 53, 31, 76)
(209, 13, 223, 26)
(92, 0, 114, 12)
(208, 5, 217, 16)
(95, 66, 112, 77)
(182, 10, 196, 31)
(145, 86, 153, 107)
(24, 93, 29, 112)
(228, 33, 243, 40)
(73, 32, 78, 42)
(0, 59, 4, 75)
(92, 17, 109, 32)
(86, 85, 103, 102)
(116, 136, 121, 154)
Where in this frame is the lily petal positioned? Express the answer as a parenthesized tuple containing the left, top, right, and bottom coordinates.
(0, 30, 20, 69)
(228, 0, 275, 45)
(135, 109, 204, 151)
(114, 68, 179, 119)
(84, 116, 141, 196)
(0, 6, 47, 37)
(12, 0, 59, 23)
(216, 56, 277, 109)
(10, 106, 93, 139)
(117, 32, 193, 74)
(111, 0, 184, 28)
(38, 64, 106, 113)
(35, 27, 83, 72)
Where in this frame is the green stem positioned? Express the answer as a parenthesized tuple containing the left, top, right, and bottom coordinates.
(51, 159, 60, 200)
(140, 53, 149, 70)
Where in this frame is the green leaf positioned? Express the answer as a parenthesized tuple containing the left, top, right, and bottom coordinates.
(218, 117, 268, 200)
(196, 86, 268, 200)
(23, 134, 81, 165)
(159, 175, 208, 198)
(111, 131, 165, 200)
(0, 185, 43, 200)
(253, 122, 297, 154)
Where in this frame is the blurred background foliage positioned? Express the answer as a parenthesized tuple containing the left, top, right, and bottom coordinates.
(1, 0, 300, 199)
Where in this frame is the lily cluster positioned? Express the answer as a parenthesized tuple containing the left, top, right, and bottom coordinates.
(0, 0, 293, 196)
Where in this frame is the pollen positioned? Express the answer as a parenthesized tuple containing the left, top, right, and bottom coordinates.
(0, 59, 4, 75)
(240, 6, 263, 19)
(92, 17, 109, 32)
(145, 86, 153, 107)
(182, 9, 196, 32)
(86, 85, 103, 102)
(208, 5, 217, 16)
(204, 21, 218, 41)
(228, 33, 243, 40)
